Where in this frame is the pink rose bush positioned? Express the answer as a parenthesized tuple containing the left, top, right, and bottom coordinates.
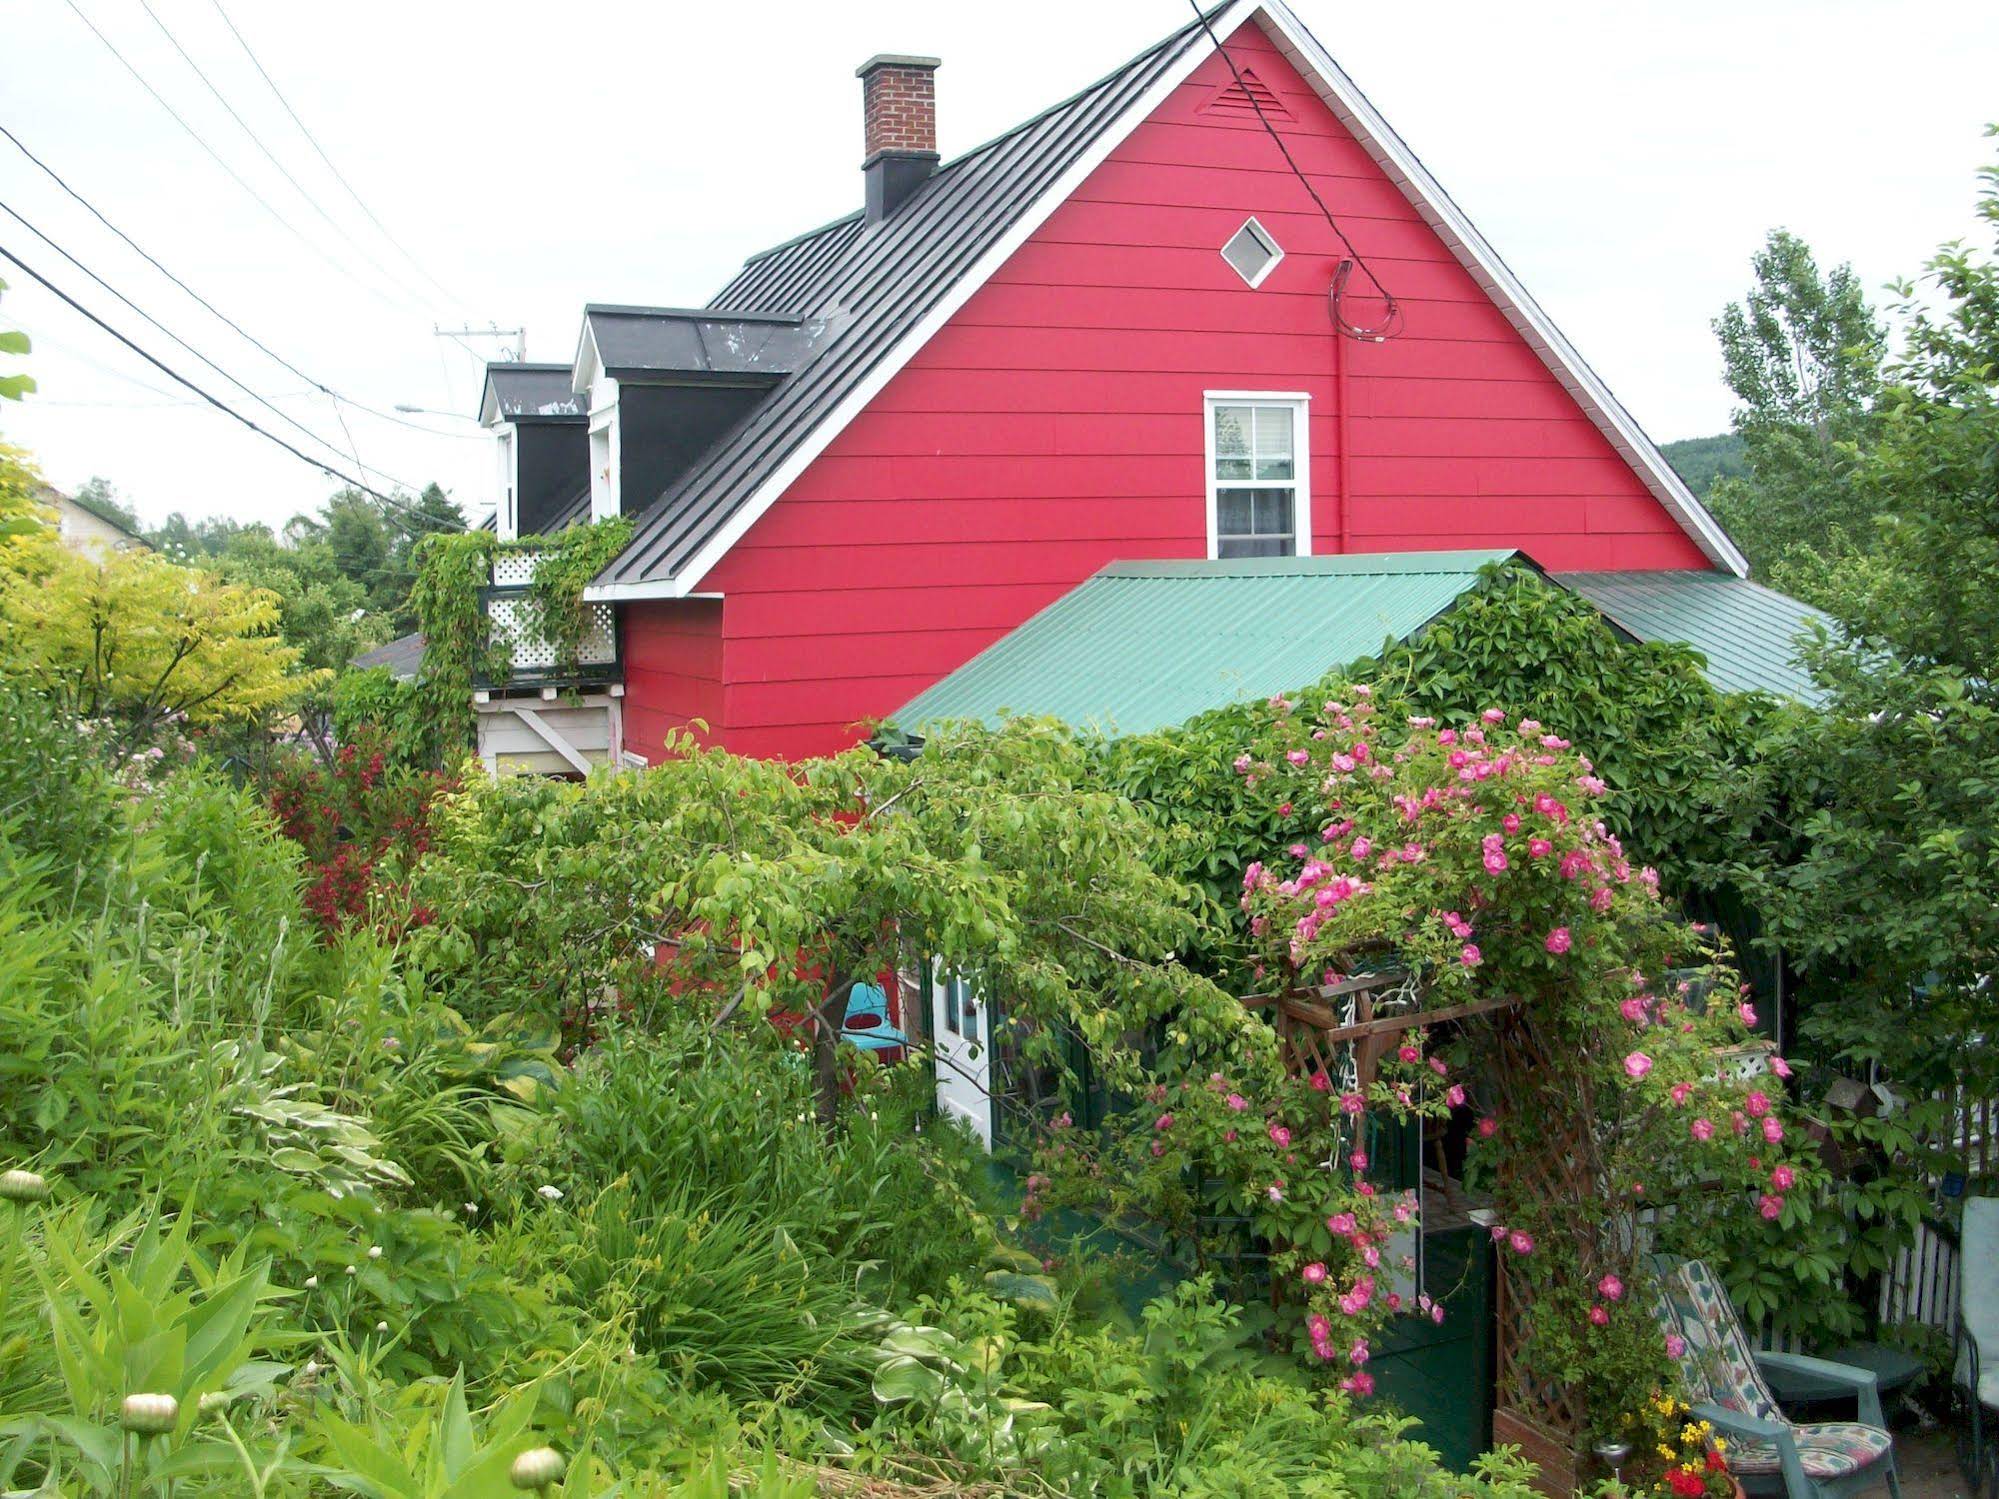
(1035, 691, 1805, 1404)
(1225, 694, 1807, 1402)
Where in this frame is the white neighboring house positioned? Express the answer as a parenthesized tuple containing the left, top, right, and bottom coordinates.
(50, 489, 146, 559)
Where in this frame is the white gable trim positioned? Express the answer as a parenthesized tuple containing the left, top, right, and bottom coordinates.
(640, 0, 1263, 600)
(1256, 0, 1745, 576)
(626, 0, 1740, 601)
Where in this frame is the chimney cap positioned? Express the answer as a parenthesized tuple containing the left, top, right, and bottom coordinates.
(856, 53, 941, 78)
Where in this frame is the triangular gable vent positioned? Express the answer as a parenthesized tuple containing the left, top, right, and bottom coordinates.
(1202, 68, 1292, 121)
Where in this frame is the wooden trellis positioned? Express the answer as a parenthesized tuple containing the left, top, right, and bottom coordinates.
(1244, 966, 1520, 1095)
(1243, 971, 1604, 1498)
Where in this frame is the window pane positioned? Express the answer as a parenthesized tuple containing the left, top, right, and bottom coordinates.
(1214, 405, 1250, 458)
(1252, 489, 1294, 537)
(1215, 488, 1255, 535)
(1218, 534, 1290, 559)
(1252, 406, 1295, 480)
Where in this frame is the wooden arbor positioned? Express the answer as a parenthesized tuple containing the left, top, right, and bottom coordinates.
(1245, 968, 1601, 1497)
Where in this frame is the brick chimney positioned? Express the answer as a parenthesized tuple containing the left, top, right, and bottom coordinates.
(857, 54, 940, 221)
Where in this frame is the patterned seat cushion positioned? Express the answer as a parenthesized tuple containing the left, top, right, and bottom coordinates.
(1649, 1257, 1781, 1421)
(1727, 1420, 1894, 1479)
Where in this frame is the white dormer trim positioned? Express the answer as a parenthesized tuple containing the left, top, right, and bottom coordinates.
(493, 423, 519, 540)
(588, 377, 621, 521)
(573, 320, 606, 396)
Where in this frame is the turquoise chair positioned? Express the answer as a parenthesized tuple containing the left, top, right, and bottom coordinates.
(1957, 1197, 1999, 1497)
(1648, 1255, 1900, 1498)
(838, 981, 907, 1057)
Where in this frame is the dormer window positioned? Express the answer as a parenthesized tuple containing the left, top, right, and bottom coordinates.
(588, 379, 621, 521)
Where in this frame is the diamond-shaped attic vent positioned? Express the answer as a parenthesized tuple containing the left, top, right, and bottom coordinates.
(1221, 216, 1282, 288)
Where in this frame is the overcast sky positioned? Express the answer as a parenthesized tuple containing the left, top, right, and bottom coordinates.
(2, 0, 1995, 532)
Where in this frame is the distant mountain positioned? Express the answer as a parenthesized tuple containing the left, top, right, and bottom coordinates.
(1658, 433, 1747, 499)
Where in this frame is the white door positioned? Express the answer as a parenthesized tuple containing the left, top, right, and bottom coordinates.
(930, 963, 992, 1149)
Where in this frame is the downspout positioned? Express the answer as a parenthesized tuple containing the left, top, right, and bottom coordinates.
(1332, 267, 1353, 555)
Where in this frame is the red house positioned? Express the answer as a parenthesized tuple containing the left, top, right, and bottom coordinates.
(468, 0, 1763, 773)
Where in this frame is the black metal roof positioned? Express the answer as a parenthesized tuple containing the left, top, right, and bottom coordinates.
(479, 363, 586, 422)
(578, 305, 820, 383)
(598, 9, 1214, 589)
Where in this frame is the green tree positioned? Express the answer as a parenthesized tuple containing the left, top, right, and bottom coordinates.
(1724, 137, 1999, 1128)
(1706, 229, 1887, 579)
(71, 476, 140, 533)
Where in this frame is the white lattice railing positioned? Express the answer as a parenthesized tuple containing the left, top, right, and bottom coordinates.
(482, 549, 617, 683)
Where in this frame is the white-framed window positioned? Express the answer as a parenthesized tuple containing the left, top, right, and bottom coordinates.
(1220, 215, 1284, 288)
(1204, 392, 1311, 559)
(493, 425, 518, 540)
(588, 377, 621, 521)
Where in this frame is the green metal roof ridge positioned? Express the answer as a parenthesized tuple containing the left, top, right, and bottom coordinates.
(1096, 549, 1519, 579)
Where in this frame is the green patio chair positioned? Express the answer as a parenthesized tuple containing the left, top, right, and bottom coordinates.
(1647, 1255, 1900, 1499)
(1958, 1196, 1999, 1496)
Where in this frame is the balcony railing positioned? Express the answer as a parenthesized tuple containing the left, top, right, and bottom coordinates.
(476, 548, 619, 690)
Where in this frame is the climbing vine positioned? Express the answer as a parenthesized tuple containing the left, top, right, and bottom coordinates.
(518, 516, 632, 679)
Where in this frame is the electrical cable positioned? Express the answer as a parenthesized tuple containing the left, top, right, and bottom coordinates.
(1185, 0, 1402, 341)
(0, 243, 462, 532)
(204, 0, 464, 311)
(1, 196, 421, 492)
(133, 0, 443, 316)
(0, 124, 486, 441)
(60, 0, 426, 317)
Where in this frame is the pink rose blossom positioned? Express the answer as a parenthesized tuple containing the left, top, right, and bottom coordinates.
(1309, 1070, 1332, 1092)
(1340, 1092, 1365, 1116)
(1302, 1261, 1329, 1285)
(1739, 1001, 1759, 1027)
(1744, 1091, 1771, 1118)
(1758, 1193, 1785, 1220)
(1623, 1052, 1653, 1081)
(1762, 1116, 1784, 1144)
(1226, 1093, 1248, 1112)
(1528, 837, 1554, 858)
(1545, 927, 1572, 955)
(1155, 1113, 1174, 1131)
(1342, 1371, 1375, 1396)
(1669, 1081, 1692, 1105)
(1446, 1083, 1467, 1108)
(1588, 1304, 1610, 1327)
(1398, 1044, 1421, 1065)
(1597, 1273, 1625, 1302)
(1665, 1332, 1687, 1359)
(1771, 1164, 1796, 1190)
(1507, 1229, 1535, 1256)
(1460, 944, 1482, 967)
(1269, 1123, 1292, 1148)
(1690, 1117, 1715, 1142)
(1476, 1116, 1498, 1138)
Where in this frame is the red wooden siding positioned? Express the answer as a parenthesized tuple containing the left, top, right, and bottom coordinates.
(621, 599, 724, 761)
(688, 17, 1707, 760)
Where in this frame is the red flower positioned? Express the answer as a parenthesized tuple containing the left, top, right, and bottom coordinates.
(1667, 1469, 1706, 1496)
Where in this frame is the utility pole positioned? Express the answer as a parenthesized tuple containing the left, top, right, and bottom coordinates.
(435, 322, 526, 361)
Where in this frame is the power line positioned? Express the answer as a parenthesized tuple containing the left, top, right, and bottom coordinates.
(1184, 0, 1401, 340)
(132, 0, 444, 316)
(60, 0, 426, 319)
(1, 196, 420, 493)
(204, 0, 463, 311)
(0, 244, 462, 534)
(0, 124, 485, 441)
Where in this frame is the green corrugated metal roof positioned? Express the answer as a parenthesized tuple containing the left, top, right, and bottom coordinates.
(1553, 571, 1829, 705)
(892, 551, 1519, 737)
